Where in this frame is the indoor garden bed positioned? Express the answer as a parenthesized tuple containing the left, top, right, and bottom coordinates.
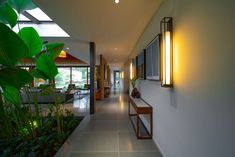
(0, 114, 83, 157)
(0, 1, 83, 156)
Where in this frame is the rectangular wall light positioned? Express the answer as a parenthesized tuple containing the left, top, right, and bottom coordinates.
(160, 17, 173, 87)
(130, 61, 133, 79)
(120, 71, 124, 79)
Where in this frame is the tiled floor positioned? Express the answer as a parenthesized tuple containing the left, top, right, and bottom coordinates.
(56, 93, 163, 157)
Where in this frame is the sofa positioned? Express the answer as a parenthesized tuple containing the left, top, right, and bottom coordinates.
(21, 88, 74, 104)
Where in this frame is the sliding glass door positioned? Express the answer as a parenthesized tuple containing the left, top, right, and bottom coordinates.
(55, 68, 71, 88)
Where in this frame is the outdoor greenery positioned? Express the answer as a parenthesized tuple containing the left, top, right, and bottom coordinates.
(0, 0, 82, 156)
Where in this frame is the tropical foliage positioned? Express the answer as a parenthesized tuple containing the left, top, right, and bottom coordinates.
(0, 0, 81, 156)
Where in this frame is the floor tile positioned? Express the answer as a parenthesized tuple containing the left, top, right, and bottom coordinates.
(71, 132, 118, 151)
(80, 120, 118, 132)
(118, 120, 134, 132)
(90, 112, 118, 120)
(119, 132, 158, 152)
(120, 152, 162, 157)
(69, 152, 118, 157)
(56, 94, 163, 157)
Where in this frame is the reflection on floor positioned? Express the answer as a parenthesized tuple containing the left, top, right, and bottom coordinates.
(63, 92, 90, 117)
(56, 93, 163, 157)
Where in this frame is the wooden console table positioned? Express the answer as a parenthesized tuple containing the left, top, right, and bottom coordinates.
(128, 96, 153, 139)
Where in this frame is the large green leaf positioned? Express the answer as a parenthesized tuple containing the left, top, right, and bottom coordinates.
(46, 43, 64, 59)
(0, 68, 33, 89)
(0, 0, 7, 6)
(0, 3, 17, 28)
(38, 84, 55, 96)
(19, 27, 42, 57)
(0, 23, 29, 67)
(36, 54, 58, 80)
(31, 68, 50, 80)
(8, 0, 36, 13)
(3, 85, 21, 105)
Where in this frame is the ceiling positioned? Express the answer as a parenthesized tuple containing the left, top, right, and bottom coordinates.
(34, 0, 162, 67)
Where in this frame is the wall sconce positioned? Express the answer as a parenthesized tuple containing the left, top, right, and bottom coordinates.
(130, 60, 133, 79)
(160, 17, 173, 87)
(120, 71, 124, 79)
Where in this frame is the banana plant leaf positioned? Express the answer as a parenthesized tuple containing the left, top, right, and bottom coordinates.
(0, 0, 7, 6)
(0, 3, 17, 28)
(36, 54, 58, 80)
(46, 43, 64, 59)
(37, 84, 55, 96)
(31, 68, 50, 81)
(0, 23, 29, 67)
(0, 68, 33, 89)
(3, 85, 21, 106)
(19, 27, 42, 57)
(8, 0, 36, 13)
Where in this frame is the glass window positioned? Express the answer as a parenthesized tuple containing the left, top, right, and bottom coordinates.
(26, 8, 52, 21)
(55, 68, 71, 89)
(13, 23, 70, 37)
(72, 67, 87, 88)
(19, 14, 30, 21)
(88, 67, 90, 85)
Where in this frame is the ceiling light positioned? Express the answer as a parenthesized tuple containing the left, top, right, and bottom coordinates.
(59, 50, 67, 58)
(66, 47, 70, 50)
(115, 0, 119, 4)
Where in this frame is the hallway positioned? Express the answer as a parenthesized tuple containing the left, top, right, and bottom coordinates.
(56, 93, 163, 157)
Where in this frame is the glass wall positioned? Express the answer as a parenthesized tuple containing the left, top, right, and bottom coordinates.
(72, 67, 87, 88)
(18, 66, 90, 88)
(55, 67, 89, 89)
(55, 68, 71, 88)
(88, 67, 90, 84)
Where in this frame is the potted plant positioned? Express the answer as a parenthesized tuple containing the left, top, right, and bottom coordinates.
(130, 76, 140, 98)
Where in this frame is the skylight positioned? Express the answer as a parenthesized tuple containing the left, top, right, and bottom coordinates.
(15, 6, 70, 37)
(13, 23, 70, 37)
(19, 14, 30, 21)
(26, 8, 52, 21)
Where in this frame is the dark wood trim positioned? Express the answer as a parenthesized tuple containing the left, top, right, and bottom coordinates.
(90, 42, 96, 114)
(144, 49, 146, 80)
(100, 55, 104, 99)
(135, 56, 138, 78)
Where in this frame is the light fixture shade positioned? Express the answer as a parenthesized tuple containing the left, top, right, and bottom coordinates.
(115, 0, 119, 4)
(120, 71, 124, 79)
(130, 61, 133, 79)
(59, 50, 67, 58)
(160, 17, 173, 87)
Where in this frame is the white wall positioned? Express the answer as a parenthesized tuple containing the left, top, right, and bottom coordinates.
(129, 0, 235, 157)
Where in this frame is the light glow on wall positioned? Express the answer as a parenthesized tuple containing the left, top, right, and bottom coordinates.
(120, 71, 124, 79)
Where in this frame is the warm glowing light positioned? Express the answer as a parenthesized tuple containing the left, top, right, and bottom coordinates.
(115, 0, 119, 4)
(161, 17, 173, 87)
(120, 71, 124, 79)
(130, 62, 133, 79)
(165, 31, 171, 84)
(59, 50, 67, 58)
